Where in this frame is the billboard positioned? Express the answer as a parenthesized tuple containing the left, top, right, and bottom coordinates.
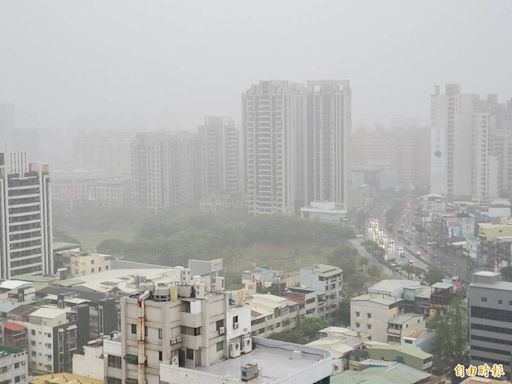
(446, 217, 475, 239)
(430, 126, 446, 195)
(431, 126, 445, 168)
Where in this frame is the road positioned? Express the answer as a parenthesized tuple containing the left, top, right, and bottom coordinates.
(372, 198, 473, 282)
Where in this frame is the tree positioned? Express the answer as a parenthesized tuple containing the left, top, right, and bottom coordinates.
(269, 317, 328, 344)
(337, 300, 351, 326)
(97, 239, 128, 254)
(430, 298, 468, 369)
(301, 317, 328, 340)
(424, 268, 444, 285)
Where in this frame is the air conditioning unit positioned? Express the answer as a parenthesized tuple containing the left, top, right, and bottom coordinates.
(233, 322, 239, 330)
(241, 336, 252, 354)
(176, 336, 183, 343)
(229, 342, 241, 358)
(171, 355, 179, 365)
(218, 327, 225, 335)
(170, 338, 176, 345)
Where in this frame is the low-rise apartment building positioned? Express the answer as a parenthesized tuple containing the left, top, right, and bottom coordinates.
(386, 313, 426, 344)
(367, 344, 433, 372)
(300, 264, 343, 321)
(108, 277, 251, 384)
(0, 346, 28, 384)
(64, 251, 112, 277)
(248, 294, 300, 337)
(350, 294, 401, 342)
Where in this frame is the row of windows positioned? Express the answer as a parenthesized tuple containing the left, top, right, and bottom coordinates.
(480, 297, 512, 305)
(471, 322, 512, 335)
(471, 306, 512, 323)
(471, 355, 510, 367)
(472, 345, 511, 356)
(472, 334, 512, 346)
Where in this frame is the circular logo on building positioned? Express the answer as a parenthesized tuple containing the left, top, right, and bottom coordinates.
(434, 150, 442, 158)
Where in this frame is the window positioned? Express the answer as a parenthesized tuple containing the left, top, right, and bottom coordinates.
(498, 299, 503, 304)
(15, 376, 20, 383)
(107, 355, 122, 369)
(158, 329, 162, 339)
(481, 297, 487, 302)
(367, 324, 372, 330)
(355, 322, 360, 328)
(14, 363, 19, 369)
(31, 329, 36, 336)
(131, 324, 137, 334)
(107, 378, 122, 384)
(356, 311, 360, 317)
(216, 319, 224, 330)
(186, 349, 194, 360)
(159, 351, 162, 361)
(367, 313, 372, 319)
(405, 339, 413, 344)
(216, 341, 224, 352)
(145, 326, 148, 337)
(233, 315, 239, 323)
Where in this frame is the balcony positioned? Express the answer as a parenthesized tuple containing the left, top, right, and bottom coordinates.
(180, 312, 202, 328)
(182, 334, 202, 349)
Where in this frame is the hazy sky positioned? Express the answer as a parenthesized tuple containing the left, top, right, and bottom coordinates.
(1, 0, 511, 132)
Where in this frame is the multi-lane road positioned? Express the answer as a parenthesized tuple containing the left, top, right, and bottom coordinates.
(366, 199, 472, 282)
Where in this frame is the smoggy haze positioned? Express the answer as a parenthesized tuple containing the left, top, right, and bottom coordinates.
(0, 0, 511, 132)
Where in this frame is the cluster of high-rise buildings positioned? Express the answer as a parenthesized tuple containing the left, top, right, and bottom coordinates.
(430, 84, 512, 200)
(129, 80, 352, 215)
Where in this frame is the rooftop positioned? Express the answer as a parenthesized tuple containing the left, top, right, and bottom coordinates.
(59, 268, 183, 293)
(368, 280, 421, 294)
(0, 299, 23, 314)
(0, 345, 24, 357)
(0, 280, 30, 290)
(388, 313, 423, 325)
(319, 326, 370, 339)
(431, 281, 453, 289)
(30, 307, 68, 319)
(471, 280, 512, 291)
(306, 264, 342, 278)
(4, 322, 26, 332)
(192, 337, 330, 383)
(368, 344, 432, 360)
(31, 373, 103, 384)
(308, 336, 363, 358)
(331, 361, 431, 384)
(351, 294, 402, 306)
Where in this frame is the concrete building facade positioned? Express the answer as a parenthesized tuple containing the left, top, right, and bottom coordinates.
(0, 345, 28, 384)
(468, 271, 512, 372)
(0, 152, 53, 279)
(242, 81, 307, 215)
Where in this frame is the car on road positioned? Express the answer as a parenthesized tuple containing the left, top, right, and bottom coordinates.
(416, 250, 422, 256)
